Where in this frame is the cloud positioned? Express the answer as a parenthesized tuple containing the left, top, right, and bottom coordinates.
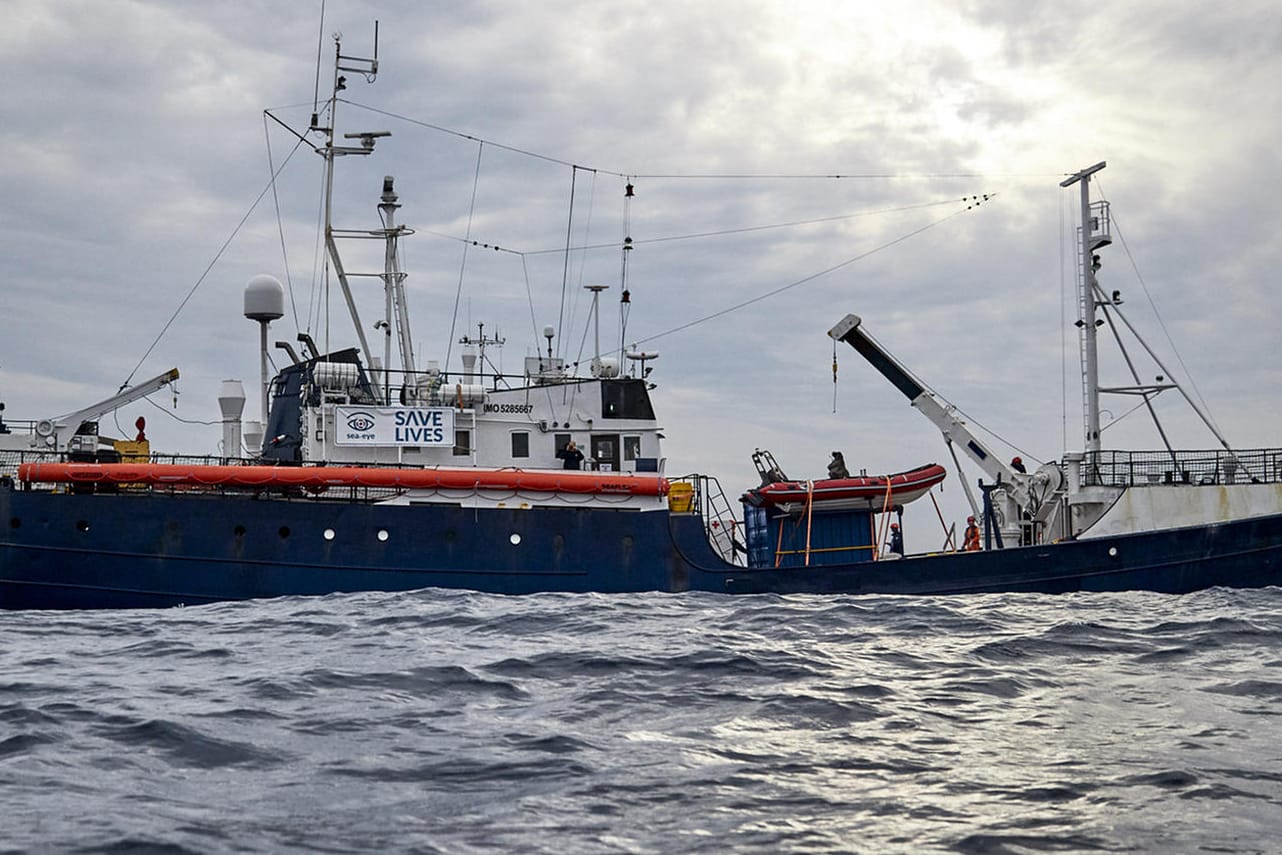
(2, 0, 1279, 537)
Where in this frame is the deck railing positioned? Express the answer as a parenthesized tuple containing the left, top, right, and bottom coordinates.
(1081, 448, 1282, 488)
(9, 446, 1282, 508)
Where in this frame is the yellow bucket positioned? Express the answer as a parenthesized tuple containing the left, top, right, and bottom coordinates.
(668, 481, 694, 513)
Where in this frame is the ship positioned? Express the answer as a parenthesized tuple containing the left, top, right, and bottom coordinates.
(2, 36, 1280, 609)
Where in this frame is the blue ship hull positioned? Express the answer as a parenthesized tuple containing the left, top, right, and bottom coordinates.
(2, 483, 1281, 609)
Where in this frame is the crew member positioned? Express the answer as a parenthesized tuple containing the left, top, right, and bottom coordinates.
(963, 515, 981, 551)
(1010, 456, 1026, 474)
(888, 522, 904, 556)
(557, 439, 585, 470)
(827, 451, 850, 479)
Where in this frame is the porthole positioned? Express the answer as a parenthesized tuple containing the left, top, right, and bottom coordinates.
(9, 517, 19, 530)
(76, 520, 90, 533)
(278, 526, 291, 539)
(510, 533, 522, 545)
(234, 525, 246, 537)
(1108, 546, 1118, 557)
(377, 529, 389, 542)
(323, 528, 336, 541)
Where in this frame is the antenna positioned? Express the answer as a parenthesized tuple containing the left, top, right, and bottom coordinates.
(310, 1, 328, 129)
(586, 284, 608, 373)
(244, 275, 285, 424)
(459, 324, 505, 385)
(316, 28, 387, 378)
(1062, 162, 1108, 453)
(337, 22, 379, 80)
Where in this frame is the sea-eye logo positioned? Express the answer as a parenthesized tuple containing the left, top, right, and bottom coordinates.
(345, 411, 376, 432)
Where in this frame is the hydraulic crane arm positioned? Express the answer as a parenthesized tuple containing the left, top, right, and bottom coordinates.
(827, 314, 1028, 506)
(36, 368, 180, 449)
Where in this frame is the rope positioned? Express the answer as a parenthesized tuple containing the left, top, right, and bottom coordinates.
(804, 480, 814, 567)
(339, 101, 1064, 184)
(876, 479, 894, 560)
(774, 514, 786, 569)
(519, 197, 970, 256)
(629, 201, 985, 348)
(928, 490, 956, 551)
(445, 141, 485, 371)
(556, 166, 578, 361)
(831, 339, 838, 413)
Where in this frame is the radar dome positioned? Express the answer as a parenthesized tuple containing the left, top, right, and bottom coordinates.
(244, 274, 284, 322)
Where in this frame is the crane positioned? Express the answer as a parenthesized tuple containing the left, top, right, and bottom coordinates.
(827, 315, 1039, 544)
(27, 368, 180, 452)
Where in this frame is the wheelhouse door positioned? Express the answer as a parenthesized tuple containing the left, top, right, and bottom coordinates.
(591, 434, 620, 472)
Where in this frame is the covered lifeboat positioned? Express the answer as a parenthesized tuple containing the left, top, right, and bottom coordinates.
(742, 462, 946, 512)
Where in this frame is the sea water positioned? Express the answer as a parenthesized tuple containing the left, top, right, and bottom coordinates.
(2, 586, 1280, 853)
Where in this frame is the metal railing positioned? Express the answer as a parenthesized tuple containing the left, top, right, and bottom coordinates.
(677, 474, 748, 565)
(1081, 448, 1282, 488)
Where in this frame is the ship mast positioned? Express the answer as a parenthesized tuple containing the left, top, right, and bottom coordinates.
(312, 31, 387, 390)
(1062, 162, 1244, 465)
(1060, 162, 1110, 454)
(379, 176, 415, 383)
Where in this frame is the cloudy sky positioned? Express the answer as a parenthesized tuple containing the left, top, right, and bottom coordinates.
(3, 0, 1280, 537)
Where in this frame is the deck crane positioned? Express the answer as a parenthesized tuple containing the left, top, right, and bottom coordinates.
(12, 368, 181, 454)
(827, 315, 1060, 546)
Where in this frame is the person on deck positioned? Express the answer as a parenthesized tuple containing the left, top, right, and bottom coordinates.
(557, 440, 585, 470)
(963, 515, 981, 551)
(1011, 456, 1027, 474)
(888, 522, 904, 556)
(827, 451, 850, 479)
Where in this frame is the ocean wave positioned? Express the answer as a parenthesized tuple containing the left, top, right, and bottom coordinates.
(1, 587, 1280, 852)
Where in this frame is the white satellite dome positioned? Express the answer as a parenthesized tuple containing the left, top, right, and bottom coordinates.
(244, 274, 284, 322)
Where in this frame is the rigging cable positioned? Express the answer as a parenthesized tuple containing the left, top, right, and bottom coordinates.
(520, 196, 965, 256)
(308, 151, 328, 341)
(445, 140, 485, 371)
(520, 255, 542, 359)
(628, 197, 992, 349)
(261, 105, 330, 339)
(342, 99, 1066, 184)
(573, 168, 599, 345)
(556, 166, 580, 361)
(1099, 185, 1223, 438)
(311, 0, 326, 122)
(1093, 296, 1174, 454)
(264, 114, 302, 331)
(618, 179, 635, 357)
(521, 254, 571, 425)
(562, 168, 600, 371)
(120, 134, 309, 390)
(1059, 183, 1069, 453)
(831, 338, 838, 413)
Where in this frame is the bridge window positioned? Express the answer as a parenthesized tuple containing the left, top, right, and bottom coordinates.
(600, 379, 655, 420)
